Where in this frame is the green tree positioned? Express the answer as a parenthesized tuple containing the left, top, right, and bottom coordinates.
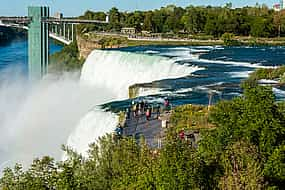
(155, 135, 202, 190)
(109, 7, 121, 32)
(222, 32, 239, 45)
(143, 11, 153, 31)
(264, 145, 285, 187)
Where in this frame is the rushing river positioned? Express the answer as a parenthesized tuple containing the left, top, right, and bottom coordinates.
(0, 38, 285, 171)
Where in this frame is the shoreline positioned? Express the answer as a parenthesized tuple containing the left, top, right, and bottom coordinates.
(124, 37, 285, 47)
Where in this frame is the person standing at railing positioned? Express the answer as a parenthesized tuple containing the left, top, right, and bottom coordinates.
(156, 105, 161, 119)
(146, 108, 152, 121)
(164, 98, 170, 111)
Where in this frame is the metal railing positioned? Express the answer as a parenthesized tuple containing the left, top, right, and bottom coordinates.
(0, 17, 31, 23)
(43, 18, 108, 24)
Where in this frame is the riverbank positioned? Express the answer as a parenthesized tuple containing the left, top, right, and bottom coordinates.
(127, 35, 285, 47)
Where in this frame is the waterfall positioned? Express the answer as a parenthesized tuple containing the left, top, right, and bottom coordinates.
(66, 49, 201, 156)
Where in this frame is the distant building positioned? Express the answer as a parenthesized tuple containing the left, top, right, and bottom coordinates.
(105, 14, 109, 23)
(54, 12, 63, 19)
(141, 30, 151, 35)
(121, 27, 136, 34)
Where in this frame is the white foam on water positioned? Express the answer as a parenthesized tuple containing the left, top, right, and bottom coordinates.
(273, 87, 285, 97)
(229, 71, 254, 78)
(144, 50, 159, 54)
(196, 58, 273, 69)
(194, 83, 223, 95)
(159, 46, 275, 70)
(259, 79, 279, 84)
(175, 88, 193, 93)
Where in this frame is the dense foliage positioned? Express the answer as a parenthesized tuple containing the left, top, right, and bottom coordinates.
(1, 83, 285, 189)
(49, 41, 84, 72)
(77, 4, 284, 38)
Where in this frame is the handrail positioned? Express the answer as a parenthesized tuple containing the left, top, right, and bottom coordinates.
(0, 17, 31, 23)
(43, 18, 108, 24)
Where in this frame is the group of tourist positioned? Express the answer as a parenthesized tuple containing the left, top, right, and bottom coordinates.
(129, 100, 158, 121)
(114, 98, 171, 137)
(127, 98, 171, 121)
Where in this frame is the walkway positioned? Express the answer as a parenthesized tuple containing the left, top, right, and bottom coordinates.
(122, 110, 169, 148)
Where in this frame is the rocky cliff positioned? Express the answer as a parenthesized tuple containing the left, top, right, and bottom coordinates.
(77, 33, 128, 59)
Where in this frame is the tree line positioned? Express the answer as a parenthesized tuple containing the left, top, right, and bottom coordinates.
(1, 80, 285, 189)
(77, 3, 285, 38)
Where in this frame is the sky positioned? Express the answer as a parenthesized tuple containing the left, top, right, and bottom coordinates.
(0, 0, 277, 16)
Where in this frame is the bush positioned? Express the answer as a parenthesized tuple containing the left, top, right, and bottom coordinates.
(49, 41, 84, 72)
(248, 66, 285, 83)
(221, 33, 240, 46)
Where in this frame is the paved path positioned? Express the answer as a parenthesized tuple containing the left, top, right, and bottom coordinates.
(123, 112, 165, 148)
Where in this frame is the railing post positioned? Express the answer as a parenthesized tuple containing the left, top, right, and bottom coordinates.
(67, 24, 70, 40)
(63, 23, 66, 39)
(71, 24, 74, 42)
(59, 24, 62, 36)
(55, 24, 58, 34)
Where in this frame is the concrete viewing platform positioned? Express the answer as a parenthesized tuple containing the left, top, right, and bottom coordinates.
(115, 102, 200, 148)
(121, 110, 171, 148)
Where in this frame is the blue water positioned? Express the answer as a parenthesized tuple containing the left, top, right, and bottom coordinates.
(104, 45, 285, 111)
(0, 38, 62, 76)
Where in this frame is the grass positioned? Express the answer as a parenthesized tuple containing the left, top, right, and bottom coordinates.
(170, 104, 215, 132)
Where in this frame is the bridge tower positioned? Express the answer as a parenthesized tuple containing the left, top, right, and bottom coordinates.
(28, 6, 49, 80)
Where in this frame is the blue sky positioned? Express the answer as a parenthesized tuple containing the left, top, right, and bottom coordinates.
(0, 0, 277, 16)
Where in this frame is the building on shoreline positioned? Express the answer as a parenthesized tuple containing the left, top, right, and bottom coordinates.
(121, 27, 136, 35)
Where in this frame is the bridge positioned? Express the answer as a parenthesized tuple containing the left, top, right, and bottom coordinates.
(0, 6, 108, 80)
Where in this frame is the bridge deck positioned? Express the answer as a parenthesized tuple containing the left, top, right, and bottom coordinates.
(0, 17, 107, 24)
(0, 17, 31, 23)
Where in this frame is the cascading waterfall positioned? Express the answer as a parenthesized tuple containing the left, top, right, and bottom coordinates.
(66, 49, 202, 157)
(80, 50, 201, 98)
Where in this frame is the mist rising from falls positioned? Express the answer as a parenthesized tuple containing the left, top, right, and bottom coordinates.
(0, 71, 114, 171)
(0, 49, 200, 170)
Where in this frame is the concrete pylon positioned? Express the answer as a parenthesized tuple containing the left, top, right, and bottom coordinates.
(28, 6, 49, 80)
